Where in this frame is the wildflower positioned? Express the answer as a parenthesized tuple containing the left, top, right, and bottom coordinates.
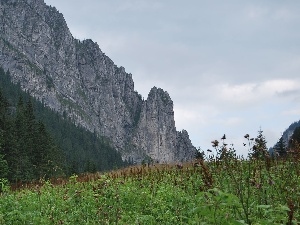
(176, 164, 183, 169)
(211, 140, 219, 147)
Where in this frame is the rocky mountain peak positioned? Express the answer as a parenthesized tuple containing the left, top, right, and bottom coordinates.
(148, 87, 172, 105)
(0, 0, 196, 163)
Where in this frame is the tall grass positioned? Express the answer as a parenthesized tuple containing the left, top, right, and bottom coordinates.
(0, 135, 299, 224)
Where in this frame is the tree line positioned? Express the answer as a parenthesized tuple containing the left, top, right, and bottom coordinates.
(0, 67, 129, 182)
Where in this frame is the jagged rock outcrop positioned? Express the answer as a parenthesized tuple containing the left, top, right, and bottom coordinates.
(0, 0, 196, 163)
(130, 87, 178, 163)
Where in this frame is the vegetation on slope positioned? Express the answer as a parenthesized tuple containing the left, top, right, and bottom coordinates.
(0, 67, 128, 182)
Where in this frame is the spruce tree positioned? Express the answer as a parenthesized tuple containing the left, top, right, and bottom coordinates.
(13, 97, 34, 181)
(0, 90, 8, 128)
(274, 136, 287, 158)
(288, 127, 300, 156)
(0, 130, 8, 179)
(35, 121, 62, 178)
(250, 128, 269, 160)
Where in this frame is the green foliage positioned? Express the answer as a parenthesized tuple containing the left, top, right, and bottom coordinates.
(274, 136, 287, 157)
(0, 130, 296, 223)
(195, 147, 204, 160)
(289, 127, 300, 149)
(0, 130, 8, 179)
(0, 154, 8, 180)
(0, 90, 62, 182)
(0, 147, 7, 180)
(0, 67, 128, 182)
(0, 178, 9, 193)
(0, 155, 299, 224)
(0, 130, 298, 223)
(249, 129, 269, 160)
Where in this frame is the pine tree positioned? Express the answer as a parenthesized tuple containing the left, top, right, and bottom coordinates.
(35, 121, 62, 178)
(250, 128, 269, 160)
(0, 90, 8, 128)
(290, 127, 300, 146)
(0, 130, 8, 179)
(13, 97, 34, 181)
(274, 136, 287, 158)
(195, 147, 204, 160)
(288, 127, 300, 156)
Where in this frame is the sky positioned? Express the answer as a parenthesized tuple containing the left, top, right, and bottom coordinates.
(44, 0, 300, 156)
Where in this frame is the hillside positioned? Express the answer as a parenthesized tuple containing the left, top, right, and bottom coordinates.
(272, 120, 300, 156)
(280, 121, 300, 146)
(0, 0, 196, 163)
(0, 66, 127, 181)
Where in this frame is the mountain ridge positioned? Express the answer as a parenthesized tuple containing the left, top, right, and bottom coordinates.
(0, 0, 196, 163)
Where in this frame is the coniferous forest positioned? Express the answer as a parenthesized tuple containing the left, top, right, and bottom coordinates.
(0, 67, 128, 182)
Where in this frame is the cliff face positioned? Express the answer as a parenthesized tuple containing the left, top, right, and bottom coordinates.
(0, 0, 196, 163)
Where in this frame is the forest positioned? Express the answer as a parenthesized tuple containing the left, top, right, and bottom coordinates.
(0, 67, 128, 182)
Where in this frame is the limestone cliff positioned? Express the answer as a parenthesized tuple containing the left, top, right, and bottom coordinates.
(0, 0, 196, 163)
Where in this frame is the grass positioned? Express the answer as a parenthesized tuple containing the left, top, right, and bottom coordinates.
(0, 137, 300, 224)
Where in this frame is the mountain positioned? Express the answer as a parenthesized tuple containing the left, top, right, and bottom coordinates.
(281, 121, 300, 145)
(0, 0, 196, 163)
(273, 120, 300, 150)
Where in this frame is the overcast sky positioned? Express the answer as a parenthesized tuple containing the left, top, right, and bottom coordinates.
(44, 0, 300, 156)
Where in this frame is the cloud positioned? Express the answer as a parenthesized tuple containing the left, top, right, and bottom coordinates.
(244, 4, 300, 23)
(281, 56, 300, 74)
(174, 104, 219, 127)
(213, 79, 300, 107)
(115, 0, 163, 12)
(282, 109, 300, 116)
(216, 83, 258, 104)
(221, 117, 244, 126)
(245, 5, 269, 21)
(274, 8, 298, 21)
